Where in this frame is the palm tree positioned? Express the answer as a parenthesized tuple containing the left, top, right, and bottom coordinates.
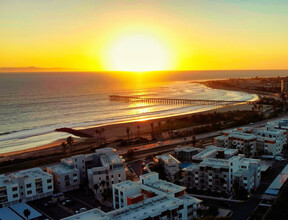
(101, 127, 105, 139)
(95, 129, 99, 139)
(192, 136, 196, 147)
(61, 142, 67, 157)
(150, 122, 154, 134)
(158, 121, 162, 132)
(126, 127, 130, 139)
(66, 136, 74, 146)
(23, 209, 31, 220)
(66, 136, 74, 156)
(137, 125, 140, 137)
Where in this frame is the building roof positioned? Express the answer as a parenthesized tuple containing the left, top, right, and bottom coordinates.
(200, 158, 229, 169)
(113, 180, 139, 190)
(146, 179, 185, 194)
(157, 154, 180, 165)
(62, 196, 186, 220)
(228, 132, 257, 140)
(9, 203, 42, 219)
(192, 146, 219, 160)
(108, 196, 183, 220)
(47, 164, 78, 174)
(0, 168, 51, 185)
(0, 207, 23, 220)
(265, 164, 288, 195)
(62, 208, 110, 220)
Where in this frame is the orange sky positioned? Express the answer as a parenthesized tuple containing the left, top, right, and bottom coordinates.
(1, 0, 288, 72)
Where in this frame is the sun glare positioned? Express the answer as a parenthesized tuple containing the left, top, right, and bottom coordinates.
(108, 35, 169, 72)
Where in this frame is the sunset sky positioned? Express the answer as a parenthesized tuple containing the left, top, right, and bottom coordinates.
(1, 0, 288, 72)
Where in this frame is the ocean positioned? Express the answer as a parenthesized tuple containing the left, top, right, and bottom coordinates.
(0, 71, 271, 154)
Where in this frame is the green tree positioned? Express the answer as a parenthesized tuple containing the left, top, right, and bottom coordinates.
(61, 142, 67, 157)
(137, 125, 140, 137)
(126, 127, 130, 139)
(23, 209, 31, 220)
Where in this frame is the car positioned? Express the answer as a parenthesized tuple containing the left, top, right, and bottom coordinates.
(275, 156, 285, 161)
(65, 199, 73, 205)
(79, 207, 87, 213)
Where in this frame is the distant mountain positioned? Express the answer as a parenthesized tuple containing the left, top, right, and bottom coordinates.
(0, 66, 75, 72)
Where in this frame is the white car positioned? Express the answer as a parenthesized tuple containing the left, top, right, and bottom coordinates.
(275, 156, 285, 161)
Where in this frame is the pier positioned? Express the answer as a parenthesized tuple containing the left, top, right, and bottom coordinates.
(109, 95, 254, 106)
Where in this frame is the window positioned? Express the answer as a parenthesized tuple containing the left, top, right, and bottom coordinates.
(26, 184, 32, 188)
(48, 185, 52, 189)
(118, 174, 121, 177)
(73, 173, 77, 177)
(73, 179, 78, 183)
(47, 179, 52, 183)
(111, 175, 113, 178)
(13, 194, 18, 198)
(27, 190, 32, 195)
(12, 187, 18, 192)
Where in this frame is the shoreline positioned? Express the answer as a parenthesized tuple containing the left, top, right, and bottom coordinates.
(0, 102, 256, 163)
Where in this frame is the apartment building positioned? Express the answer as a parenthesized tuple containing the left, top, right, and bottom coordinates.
(0, 168, 53, 207)
(182, 154, 260, 194)
(156, 154, 180, 182)
(46, 164, 80, 192)
(63, 172, 201, 220)
(174, 146, 201, 162)
(215, 125, 286, 157)
(87, 148, 126, 195)
(191, 146, 238, 163)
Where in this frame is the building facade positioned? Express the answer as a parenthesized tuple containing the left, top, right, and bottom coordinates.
(46, 164, 80, 192)
(182, 154, 260, 194)
(87, 148, 126, 195)
(0, 168, 53, 207)
(156, 154, 181, 182)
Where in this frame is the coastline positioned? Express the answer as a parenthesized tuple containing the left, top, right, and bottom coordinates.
(0, 102, 255, 163)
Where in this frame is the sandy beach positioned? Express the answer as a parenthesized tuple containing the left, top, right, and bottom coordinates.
(0, 103, 257, 163)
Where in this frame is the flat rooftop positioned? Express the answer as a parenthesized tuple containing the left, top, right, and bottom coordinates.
(157, 154, 180, 165)
(62, 208, 110, 220)
(265, 164, 288, 195)
(200, 158, 229, 168)
(0, 168, 51, 185)
(113, 180, 139, 190)
(146, 179, 185, 194)
(108, 196, 182, 220)
(229, 132, 256, 140)
(192, 146, 218, 160)
(47, 164, 78, 174)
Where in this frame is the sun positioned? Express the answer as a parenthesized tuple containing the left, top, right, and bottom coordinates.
(107, 35, 169, 72)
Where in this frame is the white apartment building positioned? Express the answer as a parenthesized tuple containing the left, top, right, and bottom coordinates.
(156, 154, 180, 182)
(61, 153, 94, 183)
(215, 125, 286, 157)
(63, 172, 201, 220)
(87, 148, 126, 195)
(46, 164, 80, 192)
(182, 154, 260, 194)
(0, 168, 53, 207)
